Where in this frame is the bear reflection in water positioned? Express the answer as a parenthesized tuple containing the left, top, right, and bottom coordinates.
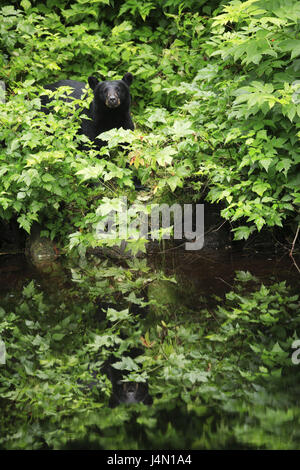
(82, 301, 152, 406)
(109, 379, 152, 407)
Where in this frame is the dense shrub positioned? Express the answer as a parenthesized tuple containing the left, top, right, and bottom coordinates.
(0, 0, 299, 248)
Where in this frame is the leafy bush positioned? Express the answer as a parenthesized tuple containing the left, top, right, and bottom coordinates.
(1, 0, 299, 251)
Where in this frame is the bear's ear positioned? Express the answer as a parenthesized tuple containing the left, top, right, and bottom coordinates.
(88, 76, 99, 90)
(122, 72, 133, 87)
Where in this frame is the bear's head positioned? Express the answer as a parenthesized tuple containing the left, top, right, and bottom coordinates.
(88, 73, 133, 110)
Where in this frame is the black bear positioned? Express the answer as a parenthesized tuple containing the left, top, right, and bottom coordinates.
(41, 72, 134, 149)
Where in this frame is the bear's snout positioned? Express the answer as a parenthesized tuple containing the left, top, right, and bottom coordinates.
(106, 94, 120, 108)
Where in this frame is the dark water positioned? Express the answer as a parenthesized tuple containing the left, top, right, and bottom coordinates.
(0, 249, 299, 296)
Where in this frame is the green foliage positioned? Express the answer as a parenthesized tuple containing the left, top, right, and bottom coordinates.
(0, 1, 298, 248)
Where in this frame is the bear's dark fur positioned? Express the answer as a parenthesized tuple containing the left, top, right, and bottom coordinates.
(41, 72, 134, 149)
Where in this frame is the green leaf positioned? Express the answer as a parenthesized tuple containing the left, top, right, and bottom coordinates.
(156, 146, 176, 166)
(171, 120, 194, 139)
(276, 159, 292, 175)
(17, 214, 31, 234)
(260, 158, 273, 172)
(232, 225, 256, 240)
(279, 39, 300, 59)
(255, 216, 265, 231)
(52, 333, 65, 341)
(107, 308, 130, 322)
(252, 182, 270, 196)
(167, 175, 182, 192)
